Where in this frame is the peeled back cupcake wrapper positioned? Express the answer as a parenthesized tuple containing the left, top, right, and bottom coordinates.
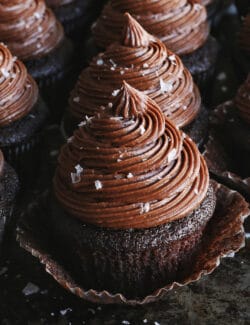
(16, 181, 249, 305)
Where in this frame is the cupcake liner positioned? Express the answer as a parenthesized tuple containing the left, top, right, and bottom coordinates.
(16, 181, 249, 305)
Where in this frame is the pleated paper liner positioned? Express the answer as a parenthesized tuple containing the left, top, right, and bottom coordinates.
(16, 181, 249, 305)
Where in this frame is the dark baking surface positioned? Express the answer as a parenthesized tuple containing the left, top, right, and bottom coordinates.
(0, 4, 250, 324)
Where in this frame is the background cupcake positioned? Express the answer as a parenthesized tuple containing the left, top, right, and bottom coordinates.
(0, 0, 74, 121)
(46, 0, 103, 44)
(64, 14, 208, 148)
(52, 82, 215, 299)
(0, 150, 19, 251)
(0, 43, 48, 178)
(90, 0, 219, 92)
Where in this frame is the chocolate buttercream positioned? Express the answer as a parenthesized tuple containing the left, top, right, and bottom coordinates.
(55, 82, 209, 229)
(235, 74, 250, 124)
(69, 14, 200, 129)
(239, 14, 250, 55)
(0, 0, 64, 61)
(92, 0, 209, 56)
(0, 43, 38, 127)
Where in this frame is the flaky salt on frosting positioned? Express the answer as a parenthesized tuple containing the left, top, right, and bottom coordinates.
(235, 74, 250, 124)
(239, 14, 250, 55)
(0, 43, 38, 127)
(0, 0, 64, 61)
(55, 82, 209, 229)
(69, 14, 201, 129)
(92, 0, 209, 56)
(46, 0, 74, 8)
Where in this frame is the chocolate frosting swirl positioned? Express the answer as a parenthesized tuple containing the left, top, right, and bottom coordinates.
(239, 14, 250, 55)
(235, 74, 250, 124)
(0, 43, 38, 127)
(92, 0, 209, 56)
(69, 14, 200, 129)
(0, 0, 64, 61)
(55, 82, 209, 229)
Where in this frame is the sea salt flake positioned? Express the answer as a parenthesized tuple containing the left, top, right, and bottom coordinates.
(75, 164, 83, 174)
(88, 308, 96, 314)
(108, 102, 113, 108)
(143, 320, 148, 324)
(143, 63, 149, 68)
(112, 89, 120, 97)
(71, 172, 81, 184)
(122, 321, 130, 325)
(73, 96, 80, 103)
(1, 68, 10, 78)
(67, 136, 73, 143)
(78, 121, 86, 127)
(221, 86, 227, 92)
(154, 322, 160, 325)
(96, 59, 104, 66)
(127, 173, 133, 178)
(36, 43, 41, 49)
(160, 78, 173, 93)
(34, 12, 41, 19)
(140, 202, 150, 214)
(168, 55, 176, 61)
(97, 306, 102, 311)
(109, 59, 117, 67)
(38, 26, 43, 32)
(120, 70, 125, 75)
(194, 189, 199, 195)
(194, 3, 201, 10)
(60, 308, 72, 316)
(217, 72, 226, 81)
(139, 125, 145, 135)
(22, 282, 40, 296)
(182, 105, 187, 110)
(111, 66, 115, 71)
(95, 180, 103, 190)
(167, 148, 177, 162)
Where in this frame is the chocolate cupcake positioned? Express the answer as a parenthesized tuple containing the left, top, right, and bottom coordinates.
(0, 150, 19, 250)
(0, 0, 74, 121)
(64, 14, 208, 147)
(89, 0, 219, 91)
(0, 43, 48, 177)
(51, 82, 216, 299)
(210, 74, 250, 178)
(46, 0, 101, 43)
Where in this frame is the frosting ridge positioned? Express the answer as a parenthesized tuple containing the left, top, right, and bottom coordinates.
(0, 43, 38, 126)
(69, 14, 201, 129)
(235, 74, 250, 124)
(0, 0, 64, 61)
(55, 82, 209, 229)
(92, 0, 209, 55)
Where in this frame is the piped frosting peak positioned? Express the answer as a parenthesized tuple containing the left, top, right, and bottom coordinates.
(69, 14, 200, 129)
(0, 43, 38, 126)
(92, 0, 209, 55)
(122, 13, 154, 48)
(55, 84, 209, 229)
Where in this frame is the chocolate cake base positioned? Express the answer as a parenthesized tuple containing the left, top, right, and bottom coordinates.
(46, 184, 216, 299)
(0, 162, 19, 249)
(25, 38, 75, 122)
(181, 36, 219, 94)
(0, 97, 49, 180)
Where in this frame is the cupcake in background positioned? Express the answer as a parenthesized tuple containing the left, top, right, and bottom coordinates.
(51, 82, 216, 298)
(0, 149, 19, 251)
(210, 74, 250, 178)
(46, 0, 103, 43)
(0, 0, 74, 121)
(89, 0, 219, 92)
(0, 43, 48, 179)
(64, 14, 208, 148)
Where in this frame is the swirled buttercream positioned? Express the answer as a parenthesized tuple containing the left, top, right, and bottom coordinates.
(0, 0, 64, 61)
(92, 0, 209, 56)
(69, 13, 200, 129)
(239, 14, 250, 55)
(0, 43, 38, 126)
(55, 82, 209, 229)
(235, 74, 250, 124)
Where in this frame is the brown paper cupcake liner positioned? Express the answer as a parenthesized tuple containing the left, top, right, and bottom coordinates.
(16, 181, 249, 305)
(205, 102, 250, 202)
